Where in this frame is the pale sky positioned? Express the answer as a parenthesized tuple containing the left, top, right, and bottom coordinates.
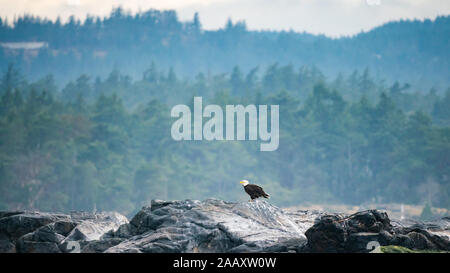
(0, 0, 449, 37)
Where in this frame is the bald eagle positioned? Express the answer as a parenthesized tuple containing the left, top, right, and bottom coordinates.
(240, 180, 270, 201)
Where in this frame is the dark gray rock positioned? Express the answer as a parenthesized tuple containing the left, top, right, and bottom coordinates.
(105, 199, 311, 253)
(0, 211, 25, 220)
(0, 239, 15, 253)
(53, 221, 77, 237)
(2, 201, 448, 253)
(390, 234, 415, 249)
(346, 232, 386, 252)
(81, 238, 124, 253)
(304, 214, 348, 252)
(58, 212, 127, 253)
(1, 201, 313, 253)
(0, 210, 128, 253)
(304, 209, 450, 252)
(16, 240, 62, 253)
(0, 211, 70, 241)
(19, 224, 66, 244)
(406, 231, 436, 249)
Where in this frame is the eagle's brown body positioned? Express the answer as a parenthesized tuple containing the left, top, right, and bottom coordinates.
(244, 184, 270, 200)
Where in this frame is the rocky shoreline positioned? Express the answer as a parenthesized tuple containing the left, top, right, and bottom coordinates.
(0, 199, 448, 253)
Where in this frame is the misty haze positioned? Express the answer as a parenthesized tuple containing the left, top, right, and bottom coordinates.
(0, 2, 449, 256)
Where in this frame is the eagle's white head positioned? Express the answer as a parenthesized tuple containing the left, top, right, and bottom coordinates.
(239, 180, 249, 186)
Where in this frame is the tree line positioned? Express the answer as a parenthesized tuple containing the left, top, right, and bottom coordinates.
(0, 63, 449, 217)
(1, 8, 449, 91)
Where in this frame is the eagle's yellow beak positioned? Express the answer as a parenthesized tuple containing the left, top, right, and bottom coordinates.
(239, 181, 245, 184)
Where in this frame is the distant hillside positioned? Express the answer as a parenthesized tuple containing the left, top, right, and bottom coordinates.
(0, 8, 449, 91)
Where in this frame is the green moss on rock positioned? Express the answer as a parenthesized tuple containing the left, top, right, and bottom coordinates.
(381, 245, 449, 253)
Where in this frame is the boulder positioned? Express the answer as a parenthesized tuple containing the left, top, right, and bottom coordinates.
(304, 214, 348, 252)
(105, 199, 312, 253)
(0, 211, 70, 241)
(0, 210, 128, 253)
(304, 209, 450, 252)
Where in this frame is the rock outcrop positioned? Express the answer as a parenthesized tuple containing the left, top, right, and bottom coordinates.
(0, 210, 127, 253)
(304, 210, 450, 252)
(1, 199, 449, 253)
(103, 199, 315, 253)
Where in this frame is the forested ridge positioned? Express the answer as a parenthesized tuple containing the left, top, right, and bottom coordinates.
(0, 62, 449, 217)
(0, 8, 449, 90)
